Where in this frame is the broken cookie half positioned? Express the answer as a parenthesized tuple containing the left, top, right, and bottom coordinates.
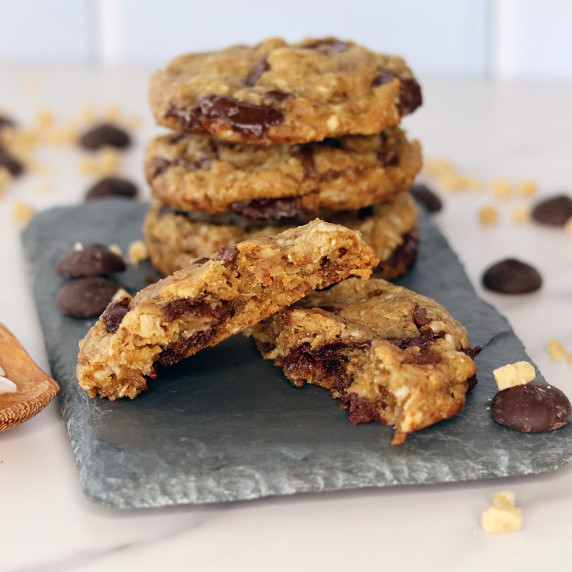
(248, 277, 480, 445)
(77, 219, 378, 400)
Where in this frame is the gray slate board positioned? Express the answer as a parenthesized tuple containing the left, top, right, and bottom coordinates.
(21, 200, 572, 509)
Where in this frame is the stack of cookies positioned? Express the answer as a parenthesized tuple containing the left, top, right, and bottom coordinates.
(144, 38, 423, 279)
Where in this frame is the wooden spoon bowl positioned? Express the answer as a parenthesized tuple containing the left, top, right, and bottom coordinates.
(0, 323, 59, 431)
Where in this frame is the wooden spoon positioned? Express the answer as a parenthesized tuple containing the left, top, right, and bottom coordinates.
(0, 323, 59, 431)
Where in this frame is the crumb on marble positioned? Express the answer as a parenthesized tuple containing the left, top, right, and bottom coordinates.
(511, 206, 530, 223)
(481, 491, 522, 534)
(79, 146, 122, 176)
(548, 338, 567, 361)
(490, 179, 512, 199)
(479, 205, 499, 225)
(517, 179, 537, 197)
(11, 201, 35, 225)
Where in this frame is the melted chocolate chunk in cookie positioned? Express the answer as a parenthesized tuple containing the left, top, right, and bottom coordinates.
(230, 196, 309, 219)
(102, 298, 130, 333)
(371, 69, 422, 115)
(491, 381, 571, 433)
(531, 194, 572, 226)
(168, 95, 284, 139)
(482, 258, 542, 294)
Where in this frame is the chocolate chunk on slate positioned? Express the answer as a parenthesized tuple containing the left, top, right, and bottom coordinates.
(85, 176, 138, 201)
(491, 382, 571, 433)
(408, 183, 442, 213)
(79, 123, 131, 150)
(0, 145, 24, 176)
(482, 258, 542, 294)
(531, 194, 572, 226)
(58, 277, 121, 318)
(230, 197, 309, 219)
(57, 243, 126, 277)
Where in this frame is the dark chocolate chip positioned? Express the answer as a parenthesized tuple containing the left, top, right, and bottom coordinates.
(191, 257, 209, 266)
(79, 123, 131, 150)
(57, 277, 121, 318)
(412, 306, 431, 328)
(375, 228, 419, 277)
(0, 144, 24, 176)
(491, 381, 571, 433)
(531, 194, 572, 226)
(102, 297, 130, 333)
(0, 115, 16, 130)
(85, 176, 138, 201)
(215, 245, 239, 270)
(155, 328, 215, 367)
(408, 183, 443, 213)
(152, 156, 213, 178)
(243, 57, 269, 87)
(341, 393, 382, 424)
(229, 196, 309, 220)
(57, 243, 126, 277)
(294, 146, 316, 178)
(482, 258, 542, 294)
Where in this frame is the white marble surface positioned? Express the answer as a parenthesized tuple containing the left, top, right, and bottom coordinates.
(1, 68, 572, 571)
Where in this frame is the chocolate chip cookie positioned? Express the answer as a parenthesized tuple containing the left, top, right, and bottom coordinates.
(149, 38, 422, 145)
(145, 127, 421, 214)
(248, 278, 479, 445)
(77, 220, 378, 400)
(143, 192, 418, 279)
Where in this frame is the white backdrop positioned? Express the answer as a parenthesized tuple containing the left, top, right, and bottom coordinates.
(0, 0, 571, 80)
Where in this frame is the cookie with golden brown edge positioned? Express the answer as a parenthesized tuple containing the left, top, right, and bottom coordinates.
(77, 220, 378, 400)
(143, 192, 419, 279)
(145, 127, 421, 215)
(149, 38, 422, 145)
(248, 278, 479, 445)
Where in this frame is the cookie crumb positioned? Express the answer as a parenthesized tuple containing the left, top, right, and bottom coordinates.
(11, 201, 35, 224)
(548, 337, 567, 360)
(568, 353, 572, 366)
(517, 179, 537, 197)
(479, 205, 499, 225)
(73, 241, 84, 251)
(0, 168, 13, 193)
(108, 244, 123, 257)
(481, 491, 522, 533)
(511, 206, 530, 223)
(128, 240, 148, 265)
(490, 179, 512, 199)
(37, 181, 54, 195)
(34, 108, 54, 128)
(79, 147, 122, 175)
(493, 361, 535, 390)
(564, 217, 572, 237)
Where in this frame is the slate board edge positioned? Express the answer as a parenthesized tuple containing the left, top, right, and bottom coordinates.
(20, 203, 572, 510)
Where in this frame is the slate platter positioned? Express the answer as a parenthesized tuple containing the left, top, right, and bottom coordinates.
(21, 200, 572, 509)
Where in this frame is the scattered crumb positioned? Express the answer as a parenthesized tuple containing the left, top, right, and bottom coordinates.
(11, 201, 35, 225)
(73, 242, 83, 251)
(78, 147, 121, 176)
(29, 162, 54, 176)
(490, 179, 512, 199)
(564, 217, 572, 237)
(511, 206, 530, 223)
(423, 158, 483, 192)
(104, 105, 120, 122)
(0, 168, 13, 194)
(41, 124, 77, 145)
(568, 353, 572, 366)
(34, 108, 54, 128)
(493, 361, 535, 390)
(79, 105, 97, 123)
(111, 288, 130, 302)
(481, 491, 522, 533)
(36, 181, 54, 195)
(548, 338, 567, 361)
(479, 205, 499, 225)
(108, 244, 123, 258)
(517, 179, 537, 197)
(124, 115, 141, 130)
(128, 240, 148, 266)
